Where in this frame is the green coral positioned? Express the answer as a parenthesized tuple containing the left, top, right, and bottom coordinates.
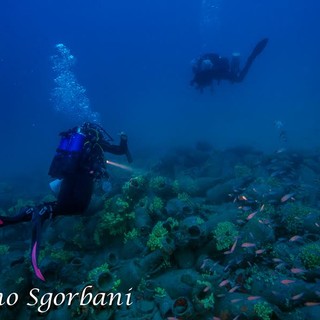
(0, 245, 9, 255)
(154, 287, 167, 297)
(147, 222, 168, 251)
(111, 278, 121, 292)
(94, 196, 135, 244)
(254, 301, 273, 320)
(149, 196, 164, 213)
(122, 175, 147, 200)
(172, 180, 180, 194)
(213, 221, 239, 251)
(115, 197, 130, 213)
(165, 217, 179, 230)
(88, 263, 109, 282)
(94, 211, 135, 243)
(177, 192, 194, 208)
(149, 176, 167, 191)
(281, 202, 314, 234)
(50, 248, 73, 262)
(124, 228, 139, 243)
(199, 292, 214, 310)
(299, 243, 320, 269)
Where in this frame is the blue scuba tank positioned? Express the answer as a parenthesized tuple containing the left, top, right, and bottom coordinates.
(68, 127, 86, 152)
(49, 126, 87, 178)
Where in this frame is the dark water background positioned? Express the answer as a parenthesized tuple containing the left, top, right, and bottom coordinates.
(0, 0, 319, 182)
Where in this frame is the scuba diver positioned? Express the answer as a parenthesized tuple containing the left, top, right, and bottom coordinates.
(190, 38, 268, 92)
(0, 122, 132, 281)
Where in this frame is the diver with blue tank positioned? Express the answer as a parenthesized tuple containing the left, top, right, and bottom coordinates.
(0, 122, 132, 281)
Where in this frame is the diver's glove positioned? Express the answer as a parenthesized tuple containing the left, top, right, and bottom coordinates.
(119, 131, 133, 163)
(120, 131, 133, 163)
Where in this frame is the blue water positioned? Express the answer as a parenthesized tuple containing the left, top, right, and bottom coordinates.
(0, 0, 319, 179)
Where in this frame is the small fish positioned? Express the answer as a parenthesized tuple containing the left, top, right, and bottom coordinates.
(289, 235, 303, 242)
(200, 259, 209, 269)
(203, 286, 210, 292)
(229, 285, 240, 293)
(258, 219, 271, 225)
(281, 279, 295, 285)
(281, 193, 295, 203)
(255, 249, 265, 255)
(238, 195, 248, 201)
(231, 298, 243, 303)
(167, 317, 178, 320)
(246, 211, 258, 220)
(260, 204, 265, 211)
(219, 279, 230, 287)
(276, 147, 286, 153)
(241, 242, 256, 248)
(223, 250, 232, 255)
(272, 258, 283, 263)
(247, 296, 261, 301)
(291, 293, 304, 300)
(213, 317, 221, 320)
(304, 302, 320, 307)
(290, 268, 305, 274)
(230, 238, 238, 253)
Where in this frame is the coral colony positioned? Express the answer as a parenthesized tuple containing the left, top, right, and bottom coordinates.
(1, 144, 320, 319)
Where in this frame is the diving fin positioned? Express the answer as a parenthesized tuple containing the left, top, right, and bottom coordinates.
(237, 38, 269, 82)
(31, 209, 46, 281)
(252, 38, 268, 57)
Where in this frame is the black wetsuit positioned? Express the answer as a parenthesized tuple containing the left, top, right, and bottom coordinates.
(1, 126, 129, 221)
(0, 122, 131, 280)
(190, 38, 268, 91)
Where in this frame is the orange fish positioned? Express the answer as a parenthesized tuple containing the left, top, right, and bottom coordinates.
(229, 285, 240, 293)
(246, 211, 258, 220)
(230, 238, 238, 253)
(238, 195, 248, 201)
(203, 286, 210, 292)
(241, 242, 256, 248)
(290, 268, 305, 274)
(281, 193, 295, 203)
(218, 279, 230, 287)
(231, 298, 243, 303)
(291, 293, 304, 300)
(281, 279, 295, 285)
(247, 296, 261, 301)
(255, 249, 265, 255)
(304, 302, 320, 307)
(289, 235, 303, 242)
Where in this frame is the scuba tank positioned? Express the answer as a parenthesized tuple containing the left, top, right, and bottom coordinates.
(49, 126, 86, 179)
